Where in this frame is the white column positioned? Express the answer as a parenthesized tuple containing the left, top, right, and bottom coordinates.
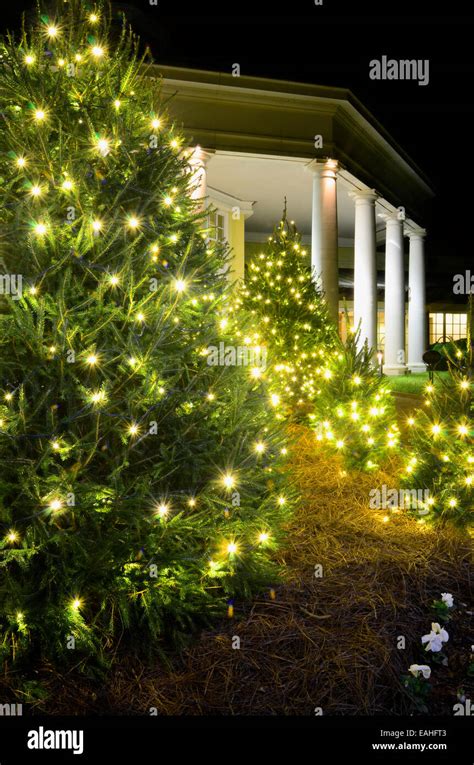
(351, 190, 378, 355)
(407, 228, 427, 372)
(383, 214, 406, 375)
(306, 160, 339, 323)
(188, 146, 214, 209)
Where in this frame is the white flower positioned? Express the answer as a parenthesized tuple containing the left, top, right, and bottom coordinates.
(422, 622, 449, 652)
(431, 622, 449, 642)
(422, 633, 443, 652)
(441, 593, 454, 608)
(409, 664, 431, 679)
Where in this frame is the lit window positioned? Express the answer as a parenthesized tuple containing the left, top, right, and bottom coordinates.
(429, 312, 467, 344)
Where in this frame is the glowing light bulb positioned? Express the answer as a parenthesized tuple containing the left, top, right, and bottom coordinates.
(30, 185, 42, 197)
(86, 354, 98, 366)
(207, 392, 215, 401)
(336, 439, 345, 449)
(49, 499, 63, 512)
(91, 390, 105, 404)
(353, 376, 361, 385)
(89, 13, 99, 23)
(170, 139, 179, 149)
(34, 222, 47, 236)
(46, 26, 59, 38)
(458, 424, 469, 436)
(96, 137, 109, 156)
(128, 424, 139, 436)
(92, 219, 103, 232)
(91, 46, 105, 58)
(407, 417, 415, 426)
(431, 424, 441, 435)
(448, 498, 457, 508)
(222, 473, 235, 490)
(34, 109, 46, 122)
(278, 496, 286, 506)
(188, 498, 196, 507)
(323, 369, 332, 380)
(163, 196, 172, 206)
(465, 475, 473, 486)
(460, 379, 470, 390)
(127, 216, 140, 230)
(254, 442, 265, 454)
(109, 274, 119, 286)
(270, 394, 280, 407)
(61, 179, 73, 190)
(6, 530, 18, 543)
(227, 541, 237, 554)
(16, 156, 27, 168)
(71, 598, 82, 611)
(156, 503, 169, 518)
(151, 118, 161, 130)
(114, 99, 121, 110)
(52, 441, 61, 451)
(136, 312, 145, 323)
(174, 279, 186, 293)
(258, 532, 269, 543)
(25, 54, 35, 65)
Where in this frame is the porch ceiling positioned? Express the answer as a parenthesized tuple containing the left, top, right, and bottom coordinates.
(207, 151, 389, 241)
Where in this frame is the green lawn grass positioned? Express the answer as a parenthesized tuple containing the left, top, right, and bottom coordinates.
(386, 371, 450, 395)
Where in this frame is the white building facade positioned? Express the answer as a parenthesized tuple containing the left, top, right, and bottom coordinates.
(156, 65, 436, 374)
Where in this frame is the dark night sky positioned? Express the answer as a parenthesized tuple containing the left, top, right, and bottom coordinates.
(2, 0, 472, 299)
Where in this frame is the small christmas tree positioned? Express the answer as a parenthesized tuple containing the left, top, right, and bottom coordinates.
(0, 0, 292, 667)
(236, 209, 338, 419)
(401, 298, 474, 530)
(310, 324, 399, 470)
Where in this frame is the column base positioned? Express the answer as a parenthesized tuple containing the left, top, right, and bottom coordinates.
(407, 363, 427, 374)
(383, 364, 407, 376)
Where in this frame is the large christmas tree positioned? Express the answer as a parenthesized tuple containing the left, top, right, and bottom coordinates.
(236, 211, 338, 419)
(0, 0, 292, 666)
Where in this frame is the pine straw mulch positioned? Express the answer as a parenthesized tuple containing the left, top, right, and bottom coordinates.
(3, 426, 473, 715)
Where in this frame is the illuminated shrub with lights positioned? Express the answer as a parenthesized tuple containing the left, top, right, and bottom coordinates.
(401, 367, 474, 531)
(0, 1, 293, 666)
(236, 212, 338, 420)
(309, 328, 399, 470)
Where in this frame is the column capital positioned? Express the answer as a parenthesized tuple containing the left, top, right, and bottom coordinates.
(380, 211, 404, 226)
(406, 226, 427, 240)
(305, 158, 339, 178)
(349, 188, 379, 205)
